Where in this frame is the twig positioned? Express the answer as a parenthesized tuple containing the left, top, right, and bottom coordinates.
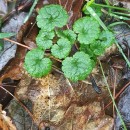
(0, 85, 34, 121)
(3, 38, 32, 50)
(99, 60, 127, 130)
(104, 81, 130, 109)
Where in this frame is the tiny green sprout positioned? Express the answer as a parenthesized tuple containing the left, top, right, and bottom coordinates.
(62, 52, 95, 82)
(51, 38, 71, 59)
(36, 4, 69, 31)
(36, 29, 55, 50)
(73, 17, 100, 44)
(24, 48, 52, 78)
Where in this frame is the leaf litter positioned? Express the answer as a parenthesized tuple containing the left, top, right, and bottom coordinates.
(1, 0, 130, 130)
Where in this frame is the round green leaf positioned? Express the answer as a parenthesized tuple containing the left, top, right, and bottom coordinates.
(99, 30, 115, 48)
(51, 38, 71, 59)
(80, 44, 95, 58)
(90, 41, 105, 56)
(36, 4, 69, 31)
(56, 29, 76, 44)
(36, 29, 55, 50)
(24, 48, 52, 78)
(73, 17, 100, 44)
(62, 51, 94, 81)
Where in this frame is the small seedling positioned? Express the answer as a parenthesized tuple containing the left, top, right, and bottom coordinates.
(24, 4, 115, 81)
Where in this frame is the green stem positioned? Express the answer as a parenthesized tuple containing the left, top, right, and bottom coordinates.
(92, 3, 130, 12)
(104, 0, 111, 13)
(115, 41, 130, 68)
(108, 21, 130, 28)
(24, 0, 38, 23)
(114, 12, 130, 17)
(86, 6, 108, 31)
(110, 13, 130, 20)
(99, 60, 127, 130)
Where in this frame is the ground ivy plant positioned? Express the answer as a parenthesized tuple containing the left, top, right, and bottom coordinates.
(24, 4, 115, 81)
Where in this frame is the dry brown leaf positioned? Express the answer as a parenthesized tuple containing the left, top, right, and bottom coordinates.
(85, 116, 113, 130)
(0, 104, 16, 130)
(16, 73, 75, 125)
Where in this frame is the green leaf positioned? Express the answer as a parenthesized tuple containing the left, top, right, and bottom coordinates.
(56, 29, 76, 44)
(99, 30, 115, 48)
(36, 4, 69, 31)
(36, 29, 55, 50)
(73, 17, 100, 44)
(24, 48, 52, 78)
(90, 40, 105, 56)
(62, 51, 94, 81)
(0, 43, 3, 52)
(0, 33, 16, 39)
(51, 38, 71, 59)
(80, 44, 95, 58)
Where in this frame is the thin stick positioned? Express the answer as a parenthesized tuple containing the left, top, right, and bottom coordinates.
(66, 78, 75, 94)
(112, 69, 117, 121)
(0, 85, 34, 121)
(3, 38, 32, 50)
(104, 81, 130, 109)
(99, 60, 127, 130)
(58, 0, 61, 5)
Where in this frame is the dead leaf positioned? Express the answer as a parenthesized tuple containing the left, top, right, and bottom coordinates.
(6, 100, 38, 130)
(0, 104, 16, 130)
(0, 12, 28, 83)
(16, 73, 75, 125)
(85, 116, 113, 130)
(0, 0, 7, 17)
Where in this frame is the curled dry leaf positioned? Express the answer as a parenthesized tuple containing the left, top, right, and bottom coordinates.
(0, 104, 16, 130)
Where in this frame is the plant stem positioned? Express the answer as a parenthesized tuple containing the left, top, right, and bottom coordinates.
(115, 41, 130, 68)
(109, 13, 130, 20)
(104, 0, 111, 13)
(92, 3, 130, 12)
(24, 0, 38, 23)
(108, 21, 130, 28)
(99, 60, 127, 130)
(114, 12, 130, 17)
(86, 6, 108, 31)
